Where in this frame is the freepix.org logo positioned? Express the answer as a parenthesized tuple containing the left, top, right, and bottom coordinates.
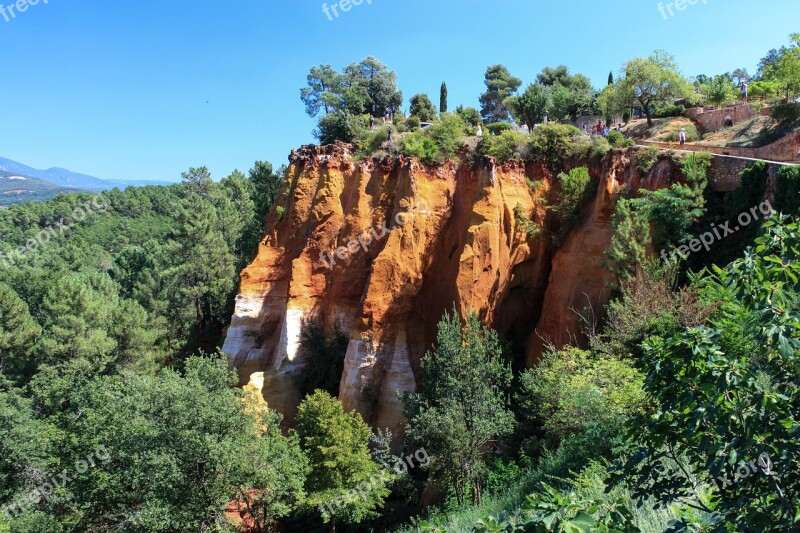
(1, 0, 48, 23)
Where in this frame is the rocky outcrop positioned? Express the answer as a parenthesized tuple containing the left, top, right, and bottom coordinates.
(222, 143, 681, 441)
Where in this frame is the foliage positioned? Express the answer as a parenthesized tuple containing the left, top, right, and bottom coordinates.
(297, 320, 349, 397)
(480, 65, 522, 123)
(480, 131, 530, 163)
(636, 147, 659, 175)
(410, 94, 438, 122)
(513, 204, 542, 239)
(456, 106, 483, 128)
(302, 57, 403, 142)
(315, 111, 368, 145)
(403, 311, 514, 506)
(760, 33, 800, 99)
(550, 167, 596, 242)
(618, 50, 693, 126)
(616, 216, 800, 531)
(296, 390, 390, 529)
(509, 84, 550, 129)
(485, 122, 512, 136)
(440, 82, 449, 115)
(401, 131, 441, 163)
(356, 125, 391, 158)
(529, 125, 583, 170)
(536, 65, 599, 122)
(770, 102, 800, 127)
(653, 105, 685, 118)
(701, 74, 737, 108)
(606, 200, 651, 287)
(775, 165, 800, 216)
(518, 348, 646, 453)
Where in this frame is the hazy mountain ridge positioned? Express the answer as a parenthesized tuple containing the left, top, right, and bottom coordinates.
(0, 156, 175, 192)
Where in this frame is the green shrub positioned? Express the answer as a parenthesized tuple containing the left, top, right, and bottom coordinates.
(315, 111, 368, 145)
(428, 114, 466, 159)
(517, 348, 646, 451)
(771, 103, 800, 127)
(529, 124, 582, 169)
(401, 131, 440, 163)
(355, 125, 390, 158)
(551, 166, 596, 240)
(455, 106, 483, 128)
(589, 136, 611, 158)
(485, 122, 512, 136)
(653, 104, 686, 118)
(636, 147, 659, 175)
(479, 130, 530, 163)
(607, 130, 625, 147)
(776, 166, 800, 216)
(406, 115, 421, 132)
(513, 204, 542, 238)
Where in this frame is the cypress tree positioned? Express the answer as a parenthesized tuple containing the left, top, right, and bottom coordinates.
(440, 82, 448, 114)
(608, 71, 614, 86)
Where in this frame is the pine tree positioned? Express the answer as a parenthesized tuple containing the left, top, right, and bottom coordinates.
(0, 283, 41, 380)
(440, 82, 448, 114)
(296, 391, 390, 532)
(606, 198, 650, 286)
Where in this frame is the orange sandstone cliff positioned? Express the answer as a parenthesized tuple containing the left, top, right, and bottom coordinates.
(222, 143, 679, 441)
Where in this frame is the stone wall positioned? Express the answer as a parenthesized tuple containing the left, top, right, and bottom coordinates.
(637, 128, 800, 163)
(685, 104, 770, 133)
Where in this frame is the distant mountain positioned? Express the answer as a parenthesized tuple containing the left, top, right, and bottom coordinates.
(0, 171, 84, 206)
(0, 157, 175, 191)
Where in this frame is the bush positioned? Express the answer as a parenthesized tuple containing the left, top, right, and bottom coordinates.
(485, 122, 512, 136)
(771, 103, 800, 127)
(400, 115, 465, 163)
(315, 111, 368, 145)
(636, 146, 659, 175)
(405, 115, 421, 132)
(607, 130, 624, 147)
(653, 105, 686, 118)
(400, 131, 440, 163)
(589, 136, 611, 158)
(776, 166, 800, 216)
(513, 204, 542, 238)
(551, 166, 596, 240)
(355, 125, 390, 158)
(529, 124, 582, 169)
(455, 106, 483, 128)
(517, 347, 646, 453)
(428, 114, 466, 159)
(479, 130, 530, 163)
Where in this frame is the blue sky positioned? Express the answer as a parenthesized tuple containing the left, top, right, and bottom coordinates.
(0, 0, 796, 182)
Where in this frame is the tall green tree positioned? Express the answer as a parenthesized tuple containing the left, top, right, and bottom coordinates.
(479, 65, 522, 123)
(343, 57, 403, 118)
(0, 283, 41, 381)
(409, 93, 437, 122)
(403, 311, 514, 506)
(606, 198, 651, 286)
(619, 50, 692, 127)
(296, 391, 390, 532)
(300, 65, 344, 118)
(439, 82, 448, 114)
(510, 83, 550, 129)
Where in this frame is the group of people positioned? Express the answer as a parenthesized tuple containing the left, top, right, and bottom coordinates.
(583, 121, 622, 137)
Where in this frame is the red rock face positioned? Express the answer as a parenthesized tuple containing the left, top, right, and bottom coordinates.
(222, 143, 681, 441)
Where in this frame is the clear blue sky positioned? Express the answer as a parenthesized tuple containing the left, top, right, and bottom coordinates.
(0, 0, 796, 182)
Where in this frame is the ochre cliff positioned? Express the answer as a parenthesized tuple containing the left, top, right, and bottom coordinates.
(222, 143, 680, 441)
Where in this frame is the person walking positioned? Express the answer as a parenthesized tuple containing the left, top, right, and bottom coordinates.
(741, 81, 749, 104)
(477, 124, 483, 137)
(679, 128, 686, 146)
